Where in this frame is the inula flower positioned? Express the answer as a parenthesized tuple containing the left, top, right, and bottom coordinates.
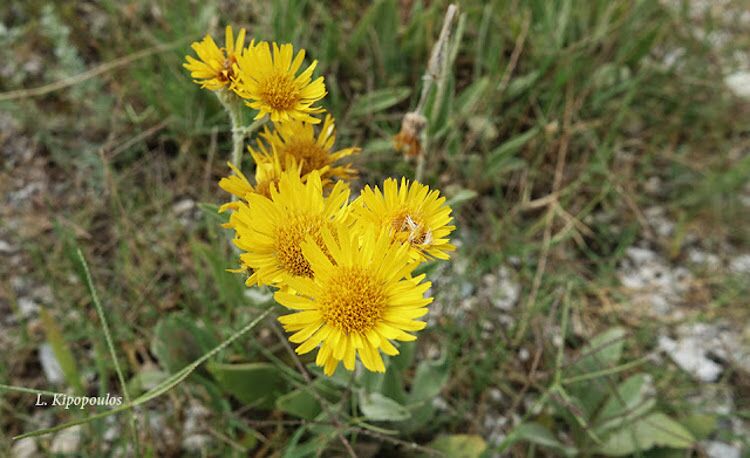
(354, 178, 456, 260)
(184, 25, 247, 90)
(275, 226, 432, 376)
(251, 114, 359, 185)
(233, 41, 326, 123)
(224, 170, 350, 286)
(218, 150, 300, 207)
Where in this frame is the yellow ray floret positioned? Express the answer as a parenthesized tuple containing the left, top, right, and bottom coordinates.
(224, 170, 350, 287)
(218, 148, 303, 208)
(232, 41, 326, 124)
(184, 25, 247, 90)
(353, 178, 456, 261)
(251, 114, 359, 186)
(275, 226, 433, 376)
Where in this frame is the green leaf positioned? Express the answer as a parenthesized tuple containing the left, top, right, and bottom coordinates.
(198, 202, 227, 225)
(597, 413, 695, 456)
(39, 309, 84, 394)
(446, 188, 478, 208)
(427, 434, 487, 458)
(679, 413, 717, 441)
(390, 341, 416, 372)
(505, 70, 541, 98)
(595, 374, 656, 434)
(276, 389, 322, 421)
(455, 77, 490, 120)
(276, 380, 339, 420)
(507, 422, 578, 456)
(486, 127, 540, 175)
(358, 391, 410, 421)
(408, 354, 451, 403)
(568, 327, 628, 416)
(208, 362, 286, 409)
(349, 87, 411, 117)
(127, 368, 169, 396)
(151, 314, 218, 374)
(573, 327, 627, 374)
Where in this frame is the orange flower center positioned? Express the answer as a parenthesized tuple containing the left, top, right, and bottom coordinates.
(274, 214, 325, 278)
(320, 266, 386, 334)
(279, 140, 329, 176)
(259, 73, 301, 111)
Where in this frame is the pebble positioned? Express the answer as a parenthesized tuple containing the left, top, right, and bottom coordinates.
(39, 343, 65, 384)
(172, 198, 196, 215)
(11, 438, 38, 458)
(644, 206, 674, 237)
(659, 336, 721, 382)
(687, 248, 721, 269)
(704, 441, 741, 458)
(17, 297, 39, 318)
(725, 71, 750, 99)
(728, 254, 750, 274)
(618, 245, 693, 316)
(50, 425, 82, 454)
(487, 266, 520, 311)
(0, 239, 14, 254)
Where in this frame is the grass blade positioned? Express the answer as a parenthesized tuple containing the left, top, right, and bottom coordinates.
(74, 248, 140, 451)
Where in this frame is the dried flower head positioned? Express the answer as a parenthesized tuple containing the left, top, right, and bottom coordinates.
(393, 112, 427, 158)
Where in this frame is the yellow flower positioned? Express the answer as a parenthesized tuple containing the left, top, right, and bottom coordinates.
(354, 178, 456, 261)
(184, 25, 246, 90)
(275, 225, 432, 376)
(251, 114, 358, 185)
(218, 161, 254, 203)
(233, 41, 326, 123)
(224, 170, 350, 287)
(218, 148, 302, 209)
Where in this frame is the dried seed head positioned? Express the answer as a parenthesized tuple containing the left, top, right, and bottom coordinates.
(394, 111, 427, 158)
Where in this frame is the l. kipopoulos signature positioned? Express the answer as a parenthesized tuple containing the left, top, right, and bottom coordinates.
(35, 393, 124, 410)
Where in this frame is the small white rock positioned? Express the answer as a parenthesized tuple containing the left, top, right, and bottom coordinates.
(725, 71, 750, 99)
(39, 344, 65, 384)
(0, 239, 14, 253)
(687, 248, 721, 269)
(432, 396, 449, 410)
(658, 335, 722, 382)
(182, 434, 211, 452)
(625, 246, 658, 265)
(50, 425, 82, 454)
(171, 198, 195, 215)
(518, 348, 530, 362)
(729, 254, 750, 274)
(11, 437, 38, 458)
(17, 297, 39, 318)
(489, 266, 520, 311)
(704, 441, 740, 458)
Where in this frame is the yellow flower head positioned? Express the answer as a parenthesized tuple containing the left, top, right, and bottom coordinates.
(218, 147, 303, 210)
(184, 25, 247, 90)
(225, 170, 350, 287)
(275, 225, 432, 376)
(233, 41, 327, 123)
(251, 114, 359, 185)
(354, 178, 456, 261)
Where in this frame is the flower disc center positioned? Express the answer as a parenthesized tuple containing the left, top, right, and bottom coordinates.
(321, 266, 386, 334)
